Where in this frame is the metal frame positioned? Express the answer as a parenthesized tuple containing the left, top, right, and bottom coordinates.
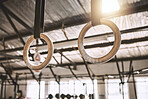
(0, 4, 33, 34)
(68, 65, 79, 80)
(0, 63, 16, 85)
(0, 75, 7, 99)
(115, 56, 123, 83)
(2, 8, 25, 45)
(53, 56, 60, 64)
(0, 35, 148, 62)
(131, 66, 137, 99)
(0, 27, 9, 35)
(0, 4, 45, 44)
(0, 26, 147, 53)
(0, 1, 147, 88)
(82, 57, 93, 81)
(28, 69, 38, 83)
(1, 2, 148, 41)
(62, 24, 69, 40)
(60, 53, 79, 80)
(49, 66, 59, 84)
(121, 61, 125, 99)
(14, 74, 18, 99)
(60, 52, 77, 69)
(6, 55, 148, 71)
(38, 72, 42, 99)
(127, 60, 133, 82)
(1, 65, 148, 81)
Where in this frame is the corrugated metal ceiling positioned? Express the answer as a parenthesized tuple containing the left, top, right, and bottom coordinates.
(0, 0, 148, 71)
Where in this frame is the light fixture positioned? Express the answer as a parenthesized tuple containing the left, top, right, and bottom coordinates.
(142, 69, 148, 72)
(102, 0, 120, 13)
(135, 71, 140, 74)
(108, 75, 114, 78)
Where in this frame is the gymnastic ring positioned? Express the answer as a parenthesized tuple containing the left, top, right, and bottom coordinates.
(78, 19, 121, 63)
(23, 34, 53, 70)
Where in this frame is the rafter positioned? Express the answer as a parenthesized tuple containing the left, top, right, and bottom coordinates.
(12, 55, 148, 71)
(0, 3, 148, 41)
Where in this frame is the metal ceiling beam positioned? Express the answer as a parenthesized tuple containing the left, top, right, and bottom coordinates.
(0, 24, 148, 53)
(131, 66, 137, 99)
(0, 63, 16, 85)
(0, 27, 9, 35)
(7, 67, 148, 81)
(0, 36, 148, 61)
(60, 53, 78, 79)
(127, 60, 133, 82)
(28, 69, 38, 83)
(68, 65, 79, 80)
(48, 66, 59, 84)
(0, 4, 33, 33)
(60, 52, 77, 69)
(12, 55, 148, 71)
(0, 3, 148, 41)
(82, 57, 93, 81)
(0, 4, 49, 45)
(2, 66, 148, 81)
(1, 8, 25, 45)
(0, 52, 23, 60)
(1, 8, 35, 61)
(115, 56, 123, 83)
(0, 4, 45, 44)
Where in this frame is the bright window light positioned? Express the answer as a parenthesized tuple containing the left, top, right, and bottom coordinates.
(105, 79, 129, 99)
(27, 80, 45, 99)
(102, 0, 120, 13)
(48, 79, 98, 98)
(135, 77, 148, 99)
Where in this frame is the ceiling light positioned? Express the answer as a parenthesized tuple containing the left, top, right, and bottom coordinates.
(102, 0, 120, 13)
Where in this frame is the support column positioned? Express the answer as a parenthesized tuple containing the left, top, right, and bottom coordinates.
(128, 78, 137, 99)
(44, 81, 48, 98)
(97, 80, 106, 99)
(1, 80, 4, 99)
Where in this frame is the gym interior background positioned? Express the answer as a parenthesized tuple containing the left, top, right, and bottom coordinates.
(0, 0, 148, 99)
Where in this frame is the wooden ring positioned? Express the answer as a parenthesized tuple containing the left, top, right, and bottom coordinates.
(78, 19, 121, 63)
(23, 34, 53, 70)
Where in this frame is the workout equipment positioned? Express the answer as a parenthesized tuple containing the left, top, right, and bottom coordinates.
(89, 94, 94, 99)
(78, 0, 121, 63)
(66, 94, 72, 99)
(78, 19, 121, 63)
(8, 96, 13, 99)
(55, 93, 60, 99)
(23, 34, 53, 70)
(79, 94, 85, 99)
(48, 94, 53, 99)
(60, 94, 66, 99)
(74, 95, 78, 99)
(16, 90, 22, 99)
(23, 0, 53, 70)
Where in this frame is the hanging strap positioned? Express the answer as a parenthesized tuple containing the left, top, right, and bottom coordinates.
(91, 0, 102, 26)
(34, 0, 45, 39)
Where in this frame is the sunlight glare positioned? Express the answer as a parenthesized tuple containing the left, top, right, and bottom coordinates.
(102, 0, 120, 13)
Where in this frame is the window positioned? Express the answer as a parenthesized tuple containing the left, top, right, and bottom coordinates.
(48, 79, 98, 99)
(27, 80, 45, 99)
(105, 79, 129, 99)
(135, 77, 148, 99)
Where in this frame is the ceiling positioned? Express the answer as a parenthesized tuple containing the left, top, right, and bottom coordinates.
(0, 0, 148, 82)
